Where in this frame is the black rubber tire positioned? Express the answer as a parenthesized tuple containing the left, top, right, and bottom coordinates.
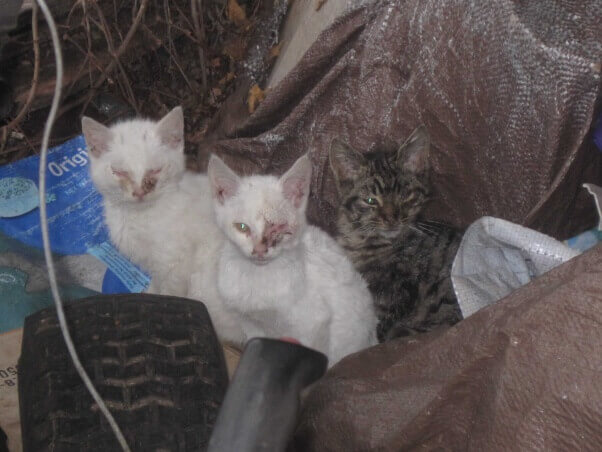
(18, 294, 229, 452)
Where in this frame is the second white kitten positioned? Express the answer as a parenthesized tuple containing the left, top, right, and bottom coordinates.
(206, 154, 378, 365)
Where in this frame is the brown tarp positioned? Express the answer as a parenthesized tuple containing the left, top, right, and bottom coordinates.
(292, 243, 602, 452)
(199, 0, 602, 239)
(196, 0, 602, 449)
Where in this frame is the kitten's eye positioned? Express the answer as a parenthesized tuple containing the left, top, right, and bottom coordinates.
(148, 168, 162, 176)
(364, 197, 378, 206)
(111, 168, 129, 178)
(234, 222, 251, 234)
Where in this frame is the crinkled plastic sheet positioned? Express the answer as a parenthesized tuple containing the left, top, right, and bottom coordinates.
(451, 217, 580, 318)
(452, 184, 602, 318)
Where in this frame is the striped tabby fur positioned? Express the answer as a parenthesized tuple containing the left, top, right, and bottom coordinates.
(329, 127, 463, 341)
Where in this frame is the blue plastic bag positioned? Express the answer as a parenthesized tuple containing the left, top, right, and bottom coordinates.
(0, 135, 150, 334)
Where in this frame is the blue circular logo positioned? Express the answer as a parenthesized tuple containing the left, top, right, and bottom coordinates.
(0, 177, 39, 218)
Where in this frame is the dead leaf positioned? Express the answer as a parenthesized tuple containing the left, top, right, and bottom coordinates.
(268, 42, 283, 62)
(211, 57, 221, 67)
(222, 37, 248, 61)
(187, 125, 209, 145)
(218, 72, 236, 85)
(212, 87, 223, 97)
(227, 0, 247, 26)
(315, 0, 327, 11)
(248, 84, 266, 114)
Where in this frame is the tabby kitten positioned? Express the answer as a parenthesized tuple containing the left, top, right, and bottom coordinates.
(329, 127, 463, 341)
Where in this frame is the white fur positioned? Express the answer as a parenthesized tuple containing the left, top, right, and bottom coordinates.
(84, 108, 214, 296)
(188, 237, 247, 347)
(208, 154, 377, 365)
(103, 172, 216, 296)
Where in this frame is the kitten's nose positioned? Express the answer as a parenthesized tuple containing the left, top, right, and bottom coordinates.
(252, 242, 268, 258)
(382, 205, 396, 222)
(132, 188, 145, 200)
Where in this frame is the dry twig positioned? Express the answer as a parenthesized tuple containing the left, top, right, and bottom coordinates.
(164, 0, 195, 92)
(190, 0, 208, 95)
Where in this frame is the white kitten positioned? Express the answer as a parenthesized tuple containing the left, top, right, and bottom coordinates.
(82, 107, 216, 297)
(207, 154, 378, 365)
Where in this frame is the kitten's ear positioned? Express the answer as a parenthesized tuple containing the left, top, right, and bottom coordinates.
(397, 126, 430, 174)
(281, 154, 312, 209)
(156, 106, 184, 149)
(208, 155, 240, 204)
(81, 117, 111, 158)
(329, 138, 366, 193)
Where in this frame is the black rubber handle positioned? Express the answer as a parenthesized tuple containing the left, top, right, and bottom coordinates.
(208, 337, 327, 452)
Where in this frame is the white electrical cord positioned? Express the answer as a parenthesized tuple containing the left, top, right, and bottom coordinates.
(35, 1, 131, 450)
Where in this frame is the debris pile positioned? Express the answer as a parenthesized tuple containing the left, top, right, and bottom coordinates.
(0, 0, 287, 164)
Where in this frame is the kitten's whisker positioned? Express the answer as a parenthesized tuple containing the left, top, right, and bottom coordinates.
(408, 225, 427, 236)
(415, 226, 437, 236)
(417, 220, 442, 229)
(416, 223, 437, 231)
(419, 219, 448, 227)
